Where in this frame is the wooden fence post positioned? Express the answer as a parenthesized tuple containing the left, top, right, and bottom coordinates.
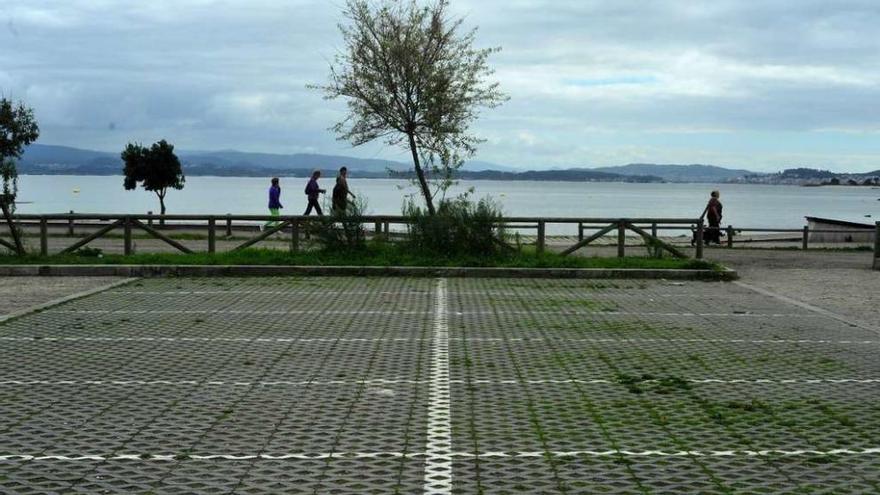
(727, 225, 734, 249)
(123, 217, 133, 255)
(291, 220, 300, 253)
(207, 217, 216, 254)
(617, 221, 626, 258)
(537, 221, 546, 255)
(68, 210, 75, 236)
(147, 211, 153, 227)
(577, 222, 583, 242)
(696, 222, 704, 259)
(802, 226, 809, 250)
(651, 223, 658, 239)
(226, 214, 233, 237)
(40, 217, 48, 256)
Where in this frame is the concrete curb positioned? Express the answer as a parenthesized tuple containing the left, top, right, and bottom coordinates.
(0, 264, 738, 281)
(0, 277, 139, 324)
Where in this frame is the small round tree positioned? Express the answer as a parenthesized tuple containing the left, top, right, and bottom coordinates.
(313, 0, 506, 215)
(122, 140, 185, 223)
(0, 98, 40, 255)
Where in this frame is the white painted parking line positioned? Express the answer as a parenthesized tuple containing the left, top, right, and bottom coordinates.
(2, 336, 876, 345)
(44, 309, 819, 318)
(424, 278, 452, 495)
(0, 380, 428, 386)
(1, 378, 877, 386)
(0, 337, 417, 343)
(2, 448, 878, 462)
(46, 310, 425, 315)
(115, 290, 432, 296)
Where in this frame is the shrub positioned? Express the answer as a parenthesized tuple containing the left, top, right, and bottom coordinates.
(75, 247, 104, 258)
(404, 195, 507, 257)
(311, 197, 368, 252)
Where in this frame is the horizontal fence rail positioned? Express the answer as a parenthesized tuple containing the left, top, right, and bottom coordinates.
(3, 213, 879, 262)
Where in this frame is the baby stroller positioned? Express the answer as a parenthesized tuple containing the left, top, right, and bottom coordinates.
(690, 222, 725, 246)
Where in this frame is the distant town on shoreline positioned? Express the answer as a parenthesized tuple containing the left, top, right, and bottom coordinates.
(18, 143, 880, 186)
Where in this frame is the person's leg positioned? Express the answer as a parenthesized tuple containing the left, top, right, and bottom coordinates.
(708, 220, 720, 244)
(265, 208, 280, 228)
(314, 201, 323, 216)
(304, 202, 313, 216)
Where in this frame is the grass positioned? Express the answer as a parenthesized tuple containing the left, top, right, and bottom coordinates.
(0, 243, 723, 270)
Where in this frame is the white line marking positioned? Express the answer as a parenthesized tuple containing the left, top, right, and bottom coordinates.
(0, 380, 428, 386)
(115, 290, 431, 296)
(2, 336, 876, 345)
(2, 448, 878, 462)
(424, 278, 452, 495)
(734, 281, 880, 335)
(1, 378, 877, 387)
(0, 337, 417, 343)
(44, 309, 817, 318)
(46, 310, 424, 315)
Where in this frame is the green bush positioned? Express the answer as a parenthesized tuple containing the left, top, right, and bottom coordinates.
(404, 195, 507, 257)
(75, 247, 104, 258)
(311, 197, 368, 252)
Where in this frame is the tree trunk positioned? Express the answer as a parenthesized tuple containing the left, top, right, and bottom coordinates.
(158, 193, 166, 227)
(0, 201, 25, 255)
(407, 133, 436, 215)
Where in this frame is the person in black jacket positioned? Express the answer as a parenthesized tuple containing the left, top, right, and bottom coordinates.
(705, 190, 723, 245)
(332, 166, 356, 214)
(303, 170, 325, 216)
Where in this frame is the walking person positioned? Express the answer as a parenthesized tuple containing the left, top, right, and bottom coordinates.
(303, 169, 326, 216)
(703, 190, 723, 245)
(261, 177, 282, 231)
(332, 166, 356, 214)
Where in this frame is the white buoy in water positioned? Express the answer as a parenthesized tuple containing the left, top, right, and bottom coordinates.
(72, 188, 80, 194)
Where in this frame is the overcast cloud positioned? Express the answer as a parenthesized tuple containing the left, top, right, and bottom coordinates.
(1, 0, 879, 171)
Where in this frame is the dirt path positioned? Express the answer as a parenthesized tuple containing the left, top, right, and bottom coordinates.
(705, 249, 880, 330)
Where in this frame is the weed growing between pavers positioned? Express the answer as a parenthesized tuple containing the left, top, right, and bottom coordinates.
(614, 373, 693, 395)
(532, 298, 620, 312)
(3, 277, 879, 493)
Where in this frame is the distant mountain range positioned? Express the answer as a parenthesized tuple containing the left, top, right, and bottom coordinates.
(592, 164, 754, 183)
(16, 143, 880, 184)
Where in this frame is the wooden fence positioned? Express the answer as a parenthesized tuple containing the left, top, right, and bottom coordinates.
(4, 213, 704, 259)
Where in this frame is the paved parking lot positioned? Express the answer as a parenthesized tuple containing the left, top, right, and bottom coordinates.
(0, 277, 878, 494)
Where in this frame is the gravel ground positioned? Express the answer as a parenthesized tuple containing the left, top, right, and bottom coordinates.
(0, 277, 125, 317)
(704, 249, 880, 331)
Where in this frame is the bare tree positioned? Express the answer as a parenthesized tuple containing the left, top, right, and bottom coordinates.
(0, 98, 40, 255)
(313, 0, 506, 214)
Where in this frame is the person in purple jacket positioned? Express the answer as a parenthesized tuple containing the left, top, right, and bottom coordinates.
(303, 169, 326, 216)
(262, 177, 283, 230)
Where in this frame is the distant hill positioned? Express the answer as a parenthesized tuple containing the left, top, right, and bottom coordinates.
(592, 164, 753, 182)
(449, 169, 661, 183)
(19, 144, 409, 175)
(18, 143, 877, 184)
(19, 144, 519, 176)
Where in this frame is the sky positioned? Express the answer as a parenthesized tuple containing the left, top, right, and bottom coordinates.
(1, 0, 879, 172)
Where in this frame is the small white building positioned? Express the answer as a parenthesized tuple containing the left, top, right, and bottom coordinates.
(806, 216, 876, 243)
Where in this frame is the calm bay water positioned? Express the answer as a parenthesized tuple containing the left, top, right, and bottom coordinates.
(14, 175, 880, 233)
